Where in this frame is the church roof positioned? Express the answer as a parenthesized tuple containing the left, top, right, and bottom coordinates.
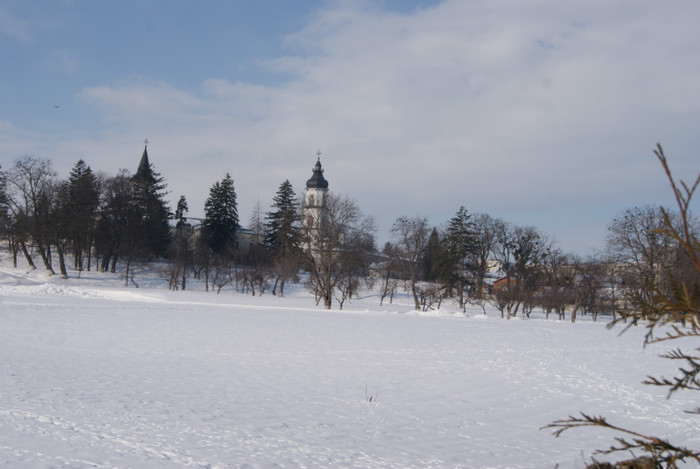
(306, 158, 329, 189)
(135, 145, 151, 181)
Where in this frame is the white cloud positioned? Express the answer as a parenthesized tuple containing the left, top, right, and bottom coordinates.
(46, 49, 78, 75)
(0, 7, 33, 43)
(10, 0, 700, 253)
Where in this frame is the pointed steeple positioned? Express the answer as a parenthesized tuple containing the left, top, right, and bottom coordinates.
(135, 144, 150, 181)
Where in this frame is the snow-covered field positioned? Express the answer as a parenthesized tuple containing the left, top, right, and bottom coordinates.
(1, 256, 697, 468)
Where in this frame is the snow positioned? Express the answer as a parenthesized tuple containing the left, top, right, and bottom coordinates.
(0, 257, 697, 468)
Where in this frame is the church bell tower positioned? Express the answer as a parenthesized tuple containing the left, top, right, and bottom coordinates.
(303, 154, 329, 239)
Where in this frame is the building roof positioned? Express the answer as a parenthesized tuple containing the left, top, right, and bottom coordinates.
(134, 145, 151, 181)
(305, 158, 329, 189)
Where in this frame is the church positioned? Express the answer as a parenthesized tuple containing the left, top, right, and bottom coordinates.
(132, 146, 332, 254)
(303, 156, 329, 231)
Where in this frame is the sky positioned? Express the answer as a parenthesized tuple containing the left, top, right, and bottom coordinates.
(1, 0, 699, 255)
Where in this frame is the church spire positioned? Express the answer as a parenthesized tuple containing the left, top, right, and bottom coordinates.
(306, 153, 329, 189)
(134, 140, 154, 183)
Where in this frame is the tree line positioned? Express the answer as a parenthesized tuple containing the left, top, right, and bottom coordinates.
(379, 203, 699, 323)
(2, 146, 696, 468)
(0, 153, 698, 315)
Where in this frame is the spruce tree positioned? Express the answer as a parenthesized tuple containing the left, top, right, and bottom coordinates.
(174, 195, 189, 227)
(68, 160, 99, 270)
(444, 206, 477, 307)
(422, 227, 444, 282)
(264, 180, 301, 296)
(265, 180, 300, 256)
(202, 173, 239, 258)
(169, 195, 193, 290)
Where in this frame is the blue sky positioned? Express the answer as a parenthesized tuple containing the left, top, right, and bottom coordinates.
(1, 0, 699, 255)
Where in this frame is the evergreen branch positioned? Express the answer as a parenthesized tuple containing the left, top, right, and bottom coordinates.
(643, 347, 700, 396)
(543, 413, 700, 466)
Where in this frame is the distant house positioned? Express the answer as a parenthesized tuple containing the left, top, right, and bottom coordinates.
(492, 277, 523, 292)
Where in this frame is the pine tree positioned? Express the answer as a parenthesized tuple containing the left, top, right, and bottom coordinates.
(264, 180, 301, 296)
(68, 160, 99, 271)
(202, 173, 239, 258)
(265, 180, 301, 256)
(248, 200, 265, 246)
(174, 195, 189, 227)
(422, 227, 444, 282)
(444, 206, 477, 308)
(169, 195, 193, 290)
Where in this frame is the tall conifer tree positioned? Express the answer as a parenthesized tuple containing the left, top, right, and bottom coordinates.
(265, 180, 301, 296)
(265, 180, 300, 255)
(202, 173, 239, 258)
(444, 206, 477, 308)
(68, 160, 99, 270)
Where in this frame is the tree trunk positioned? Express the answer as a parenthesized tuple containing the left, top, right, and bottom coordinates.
(19, 241, 36, 269)
(36, 241, 55, 275)
(86, 238, 93, 271)
(56, 243, 68, 279)
(11, 240, 18, 268)
(410, 278, 420, 310)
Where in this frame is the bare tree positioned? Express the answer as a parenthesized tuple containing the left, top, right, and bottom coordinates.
(378, 242, 402, 306)
(492, 223, 547, 319)
(538, 247, 574, 320)
(5, 155, 58, 274)
(167, 222, 195, 291)
(93, 170, 134, 273)
(606, 205, 677, 306)
(573, 256, 607, 321)
(392, 215, 430, 310)
(469, 213, 499, 298)
(302, 193, 375, 310)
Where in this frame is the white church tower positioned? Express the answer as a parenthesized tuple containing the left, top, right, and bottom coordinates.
(303, 155, 329, 243)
